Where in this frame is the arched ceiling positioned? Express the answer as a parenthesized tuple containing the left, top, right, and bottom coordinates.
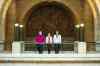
(16, 0, 80, 24)
(0, 0, 99, 24)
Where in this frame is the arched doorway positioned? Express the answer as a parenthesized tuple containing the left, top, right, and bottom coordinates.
(24, 1, 77, 41)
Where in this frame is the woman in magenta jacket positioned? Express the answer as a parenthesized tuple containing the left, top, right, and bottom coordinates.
(34, 31, 45, 54)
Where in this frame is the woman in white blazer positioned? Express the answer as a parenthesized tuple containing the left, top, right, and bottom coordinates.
(53, 31, 62, 54)
(46, 33, 53, 54)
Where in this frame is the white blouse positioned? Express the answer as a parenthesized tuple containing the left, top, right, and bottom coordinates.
(53, 34, 62, 44)
(46, 36, 53, 44)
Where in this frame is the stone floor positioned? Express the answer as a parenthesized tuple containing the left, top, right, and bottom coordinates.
(0, 52, 100, 66)
(0, 63, 100, 66)
(0, 52, 100, 61)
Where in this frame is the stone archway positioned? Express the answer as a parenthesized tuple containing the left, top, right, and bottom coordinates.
(3, 0, 97, 52)
(24, 1, 77, 41)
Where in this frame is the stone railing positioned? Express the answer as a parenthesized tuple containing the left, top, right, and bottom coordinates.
(0, 41, 4, 52)
(21, 41, 74, 53)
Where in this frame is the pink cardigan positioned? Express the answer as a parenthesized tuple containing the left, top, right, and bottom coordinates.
(34, 35, 45, 45)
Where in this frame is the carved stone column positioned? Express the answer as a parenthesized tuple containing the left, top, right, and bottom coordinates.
(5, 0, 16, 52)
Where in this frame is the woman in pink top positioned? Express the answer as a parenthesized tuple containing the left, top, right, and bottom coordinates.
(34, 31, 45, 54)
(46, 32, 53, 54)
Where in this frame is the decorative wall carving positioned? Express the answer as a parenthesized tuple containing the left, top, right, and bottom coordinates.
(25, 2, 76, 40)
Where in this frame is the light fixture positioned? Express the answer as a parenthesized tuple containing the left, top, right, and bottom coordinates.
(19, 25, 23, 28)
(80, 23, 84, 27)
(75, 24, 80, 28)
(14, 23, 19, 27)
